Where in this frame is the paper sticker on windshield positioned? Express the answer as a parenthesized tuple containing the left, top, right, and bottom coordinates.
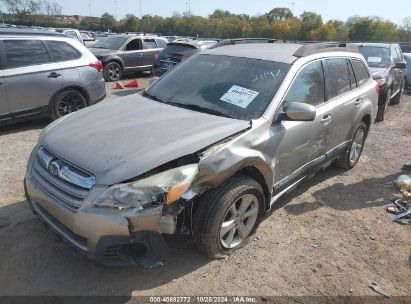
(368, 57, 382, 63)
(220, 85, 259, 108)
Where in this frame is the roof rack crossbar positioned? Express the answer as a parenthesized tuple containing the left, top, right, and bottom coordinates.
(209, 38, 278, 49)
(293, 42, 359, 57)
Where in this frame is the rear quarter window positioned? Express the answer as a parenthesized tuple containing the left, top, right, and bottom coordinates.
(45, 40, 81, 62)
(351, 59, 370, 87)
(155, 39, 167, 48)
(143, 39, 157, 49)
(4, 39, 50, 68)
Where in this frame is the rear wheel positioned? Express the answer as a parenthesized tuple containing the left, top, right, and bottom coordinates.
(376, 88, 391, 122)
(50, 90, 87, 120)
(103, 61, 122, 82)
(193, 175, 264, 259)
(334, 122, 367, 170)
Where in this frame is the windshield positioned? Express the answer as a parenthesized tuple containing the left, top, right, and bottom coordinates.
(93, 36, 128, 50)
(358, 46, 391, 68)
(146, 54, 290, 120)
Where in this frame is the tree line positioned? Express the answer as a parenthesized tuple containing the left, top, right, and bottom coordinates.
(1, 2, 411, 42)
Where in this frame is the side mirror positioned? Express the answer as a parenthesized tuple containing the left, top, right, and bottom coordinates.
(284, 102, 316, 121)
(149, 76, 160, 86)
(395, 62, 407, 69)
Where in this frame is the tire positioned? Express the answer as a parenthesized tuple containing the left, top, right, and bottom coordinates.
(50, 90, 87, 121)
(376, 88, 391, 122)
(334, 122, 367, 170)
(103, 61, 122, 82)
(193, 175, 265, 259)
(390, 81, 404, 105)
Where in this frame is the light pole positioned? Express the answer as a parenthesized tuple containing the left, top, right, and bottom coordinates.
(114, 0, 117, 21)
(185, 0, 191, 16)
(139, 0, 142, 18)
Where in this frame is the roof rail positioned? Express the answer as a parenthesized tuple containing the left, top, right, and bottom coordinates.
(293, 42, 359, 57)
(208, 38, 278, 49)
(0, 28, 67, 37)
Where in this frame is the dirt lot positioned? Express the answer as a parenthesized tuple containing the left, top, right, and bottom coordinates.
(0, 79, 410, 300)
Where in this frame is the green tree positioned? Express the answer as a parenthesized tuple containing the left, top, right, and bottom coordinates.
(267, 7, 293, 22)
(100, 12, 116, 31)
(300, 11, 323, 40)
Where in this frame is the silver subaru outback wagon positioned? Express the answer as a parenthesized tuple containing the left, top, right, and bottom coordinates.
(24, 40, 378, 267)
(0, 29, 106, 126)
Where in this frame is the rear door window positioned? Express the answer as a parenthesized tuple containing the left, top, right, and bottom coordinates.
(125, 38, 142, 51)
(143, 39, 157, 49)
(45, 40, 81, 62)
(324, 58, 351, 100)
(283, 60, 325, 107)
(155, 39, 167, 48)
(351, 59, 370, 87)
(4, 39, 50, 68)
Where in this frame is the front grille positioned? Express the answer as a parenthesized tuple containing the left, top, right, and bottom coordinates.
(30, 147, 95, 212)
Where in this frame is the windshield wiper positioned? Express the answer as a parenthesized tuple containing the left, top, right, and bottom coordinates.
(143, 92, 233, 118)
(168, 103, 233, 119)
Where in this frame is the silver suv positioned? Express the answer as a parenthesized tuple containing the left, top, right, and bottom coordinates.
(0, 30, 106, 126)
(25, 40, 378, 267)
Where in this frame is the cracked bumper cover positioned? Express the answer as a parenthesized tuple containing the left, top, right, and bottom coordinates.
(24, 173, 174, 267)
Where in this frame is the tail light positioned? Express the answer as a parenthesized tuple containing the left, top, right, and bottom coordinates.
(153, 53, 159, 62)
(89, 61, 103, 72)
(376, 84, 380, 94)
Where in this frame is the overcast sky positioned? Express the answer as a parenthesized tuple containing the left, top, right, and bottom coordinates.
(2, 0, 410, 25)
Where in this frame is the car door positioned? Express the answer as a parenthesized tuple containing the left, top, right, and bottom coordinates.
(394, 46, 406, 91)
(272, 60, 330, 186)
(3, 39, 63, 115)
(121, 38, 144, 69)
(391, 46, 402, 94)
(322, 57, 358, 156)
(0, 44, 9, 118)
(141, 38, 160, 67)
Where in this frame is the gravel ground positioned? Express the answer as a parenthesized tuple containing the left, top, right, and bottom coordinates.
(0, 82, 410, 300)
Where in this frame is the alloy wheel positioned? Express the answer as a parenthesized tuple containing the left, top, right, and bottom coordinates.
(349, 128, 365, 166)
(220, 194, 259, 249)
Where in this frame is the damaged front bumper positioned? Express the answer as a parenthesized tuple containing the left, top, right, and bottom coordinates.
(24, 175, 182, 268)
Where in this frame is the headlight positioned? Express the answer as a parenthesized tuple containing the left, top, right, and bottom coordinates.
(372, 72, 386, 87)
(93, 164, 199, 210)
(375, 78, 386, 86)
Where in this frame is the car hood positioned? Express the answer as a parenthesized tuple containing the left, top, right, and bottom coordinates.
(41, 94, 250, 185)
(89, 47, 117, 57)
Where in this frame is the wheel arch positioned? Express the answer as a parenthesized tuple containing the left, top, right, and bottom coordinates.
(103, 56, 125, 70)
(49, 85, 90, 107)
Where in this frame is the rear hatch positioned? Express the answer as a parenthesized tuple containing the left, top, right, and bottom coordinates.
(155, 43, 198, 72)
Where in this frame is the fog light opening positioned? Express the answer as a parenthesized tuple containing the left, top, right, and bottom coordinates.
(130, 242, 149, 259)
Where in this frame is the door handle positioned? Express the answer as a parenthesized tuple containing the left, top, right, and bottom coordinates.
(321, 114, 332, 124)
(48, 72, 61, 78)
(355, 98, 363, 105)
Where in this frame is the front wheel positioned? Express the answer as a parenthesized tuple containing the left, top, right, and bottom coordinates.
(193, 175, 265, 259)
(334, 122, 367, 170)
(50, 90, 87, 120)
(103, 62, 122, 82)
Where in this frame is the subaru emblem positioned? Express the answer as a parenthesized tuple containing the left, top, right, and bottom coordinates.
(48, 162, 60, 177)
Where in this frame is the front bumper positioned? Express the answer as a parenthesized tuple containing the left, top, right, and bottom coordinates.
(24, 155, 171, 267)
